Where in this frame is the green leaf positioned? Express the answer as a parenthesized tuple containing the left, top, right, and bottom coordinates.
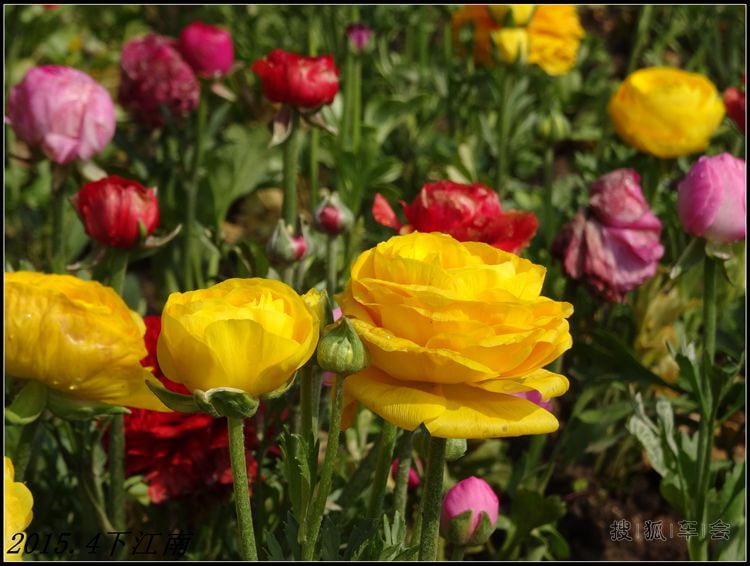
(46, 390, 131, 421)
(146, 380, 202, 414)
(5, 380, 47, 425)
(669, 237, 705, 280)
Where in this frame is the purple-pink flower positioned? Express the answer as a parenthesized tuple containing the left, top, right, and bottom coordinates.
(553, 169, 664, 302)
(677, 153, 746, 243)
(119, 34, 200, 127)
(440, 476, 499, 546)
(178, 21, 234, 78)
(346, 24, 373, 53)
(6, 66, 115, 165)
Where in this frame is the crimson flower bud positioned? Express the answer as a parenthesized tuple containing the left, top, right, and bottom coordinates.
(178, 21, 234, 78)
(723, 84, 745, 135)
(72, 175, 159, 248)
(266, 219, 308, 267)
(346, 24, 374, 54)
(314, 192, 354, 236)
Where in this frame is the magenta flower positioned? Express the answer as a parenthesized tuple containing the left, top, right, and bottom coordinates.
(677, 153, 746, 243)
(346, 24, 373, 53)
(440, 476, 499, 546)
(178, 21, 234, 78)
(119, 34, 200, 127)
(554, 169, 664, 302)
(6, 66, 115, 164)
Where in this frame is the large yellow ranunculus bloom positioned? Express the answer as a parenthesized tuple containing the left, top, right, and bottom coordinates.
(4, 271, 167, 411)
(157, 278, 321, 397)
(338, 232, 573, 439)
(608, 67, 725, 158)
(525, 5, 584, 76)
(4, 457, 34, 562)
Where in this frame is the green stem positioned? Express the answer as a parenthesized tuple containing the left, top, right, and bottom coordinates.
(283, 110, 301, 228)
(308, 10, 320, 210)
(367, 420, 398, 518)
(542, 145, 555, 247)
(418, 436, 447, 561)
(449, 545, 466, 561)
(302, 374, 345, 560)
(50, 165, 69, 274)
(326, 236, 339, 301)
(108, 415, 126, 533)
(107, 249, 129, 295)
(352, 55, 362, 152)
(183, 92, 208, 291)
(495, 69, 513, 197)
(628, 5, 654, 74)
(392, 430, 414, 525)
(228, 417, 258, 561)
(690, 255, 718, 561)
(300, 364, 316, 448)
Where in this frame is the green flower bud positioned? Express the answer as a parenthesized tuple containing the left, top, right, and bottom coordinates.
(266, 219, 308, 268)
(317, 316, 370, 376)
(535, 111, 570, 143)
(445, 438, 468, 462)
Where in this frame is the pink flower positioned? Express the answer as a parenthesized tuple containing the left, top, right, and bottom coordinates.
(251, 49, 340, 110)
(677, 153, 746, 243)
(6, 66, 115, 165)
(119, 34, 200, 127)
(553, 169, 664, 302)
(178, 21, 234, 78)
(346, 24, 373, 53)
(440, 477, 499, 546)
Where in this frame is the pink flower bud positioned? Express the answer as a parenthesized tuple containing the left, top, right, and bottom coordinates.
(178, 21, 234, 78)
(71, 175, 159, 248)
(6, 66, 115, 165)
(346, 24, 373, 53)
(553, 169, 664, 302)
(440, 477, 499, 546)
(677, 153, 746, 243)
(390, 458, 421, 488)
(119, 34, 200, 127)
(314, 192, 354, 236)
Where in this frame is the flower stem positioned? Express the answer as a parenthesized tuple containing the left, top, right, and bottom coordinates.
(302, 374, 345, 560)
(308, 9, 320, 211)
(418, 435, 447, 561)
(352, 55, 362, 152)
(542, 145, 555, 247)
(108, 414, 126, 534)
(495, 68, 514, 198)
(107, 249, 129, 295)
(628, 5, 654, 74)
(283, 110, 301, 229)
(228, 416, 258, 561)
(689, 254, 718, 561)
(392, 430, 414, 525)
(300, 364, 316, 448)
(367, 420, 398, 519)
(326, 235, 339, 301)
(50, 165, 69, 274)
(183, 91, 208, 291)
(449, 544, 466, 561)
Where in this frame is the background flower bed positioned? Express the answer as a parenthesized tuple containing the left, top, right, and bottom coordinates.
(4, 4, 746, 562)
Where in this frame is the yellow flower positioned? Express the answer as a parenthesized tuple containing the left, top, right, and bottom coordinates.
(4, 457, 34, 562)
(451, 5, 501, 67)
(338, 232, 573, 439)
(608, 67, 725, 158)
(491, 28, 529, 65)
(489, 5, 536, 26)
(4, 271, 167, 411)
(157, 278, 321, 397)
(526, 5, 584, 76)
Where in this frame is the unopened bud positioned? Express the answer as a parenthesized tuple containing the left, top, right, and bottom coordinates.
(314, 192, 354, 236)
(535, 111, 570, 143)
(317, 316, 369, 376)
(267, 219, 308, 267)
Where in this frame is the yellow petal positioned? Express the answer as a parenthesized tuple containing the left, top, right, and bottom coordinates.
(470, 368, 570, 399)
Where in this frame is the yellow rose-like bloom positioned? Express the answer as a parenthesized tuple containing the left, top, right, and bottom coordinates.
(491, 27, 530, 65)
(451, 5, 501, 67)
(157, 278, 321, 397)
(526, 5, 584, 76)
(4, 457, 34, 562)
(608, 67, 725, 158)
(338, 232, 573, 439)
(489, 4, 536, 26)
(4, 271, 167, 411)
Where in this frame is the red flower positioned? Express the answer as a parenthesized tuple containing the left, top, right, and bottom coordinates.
(724, 80, 745, 135)
(251, 49, 340, 109)
(178, 21, 234, 78)
(373, 181, 538, 254)
(123, 315, 259, 504)
(72, 175, 159, 248)
(119, 34, 200, 127)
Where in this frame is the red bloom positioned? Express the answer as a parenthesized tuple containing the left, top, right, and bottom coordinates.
(373, 181, 538, 254)
(178, 21, 234, 78)
(251, 49, 340, 109)
(724, 82, 745, 135)
(123, 315, 259, 504)
(72, 175, 159, 248)
(119, 33, 200, 127)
